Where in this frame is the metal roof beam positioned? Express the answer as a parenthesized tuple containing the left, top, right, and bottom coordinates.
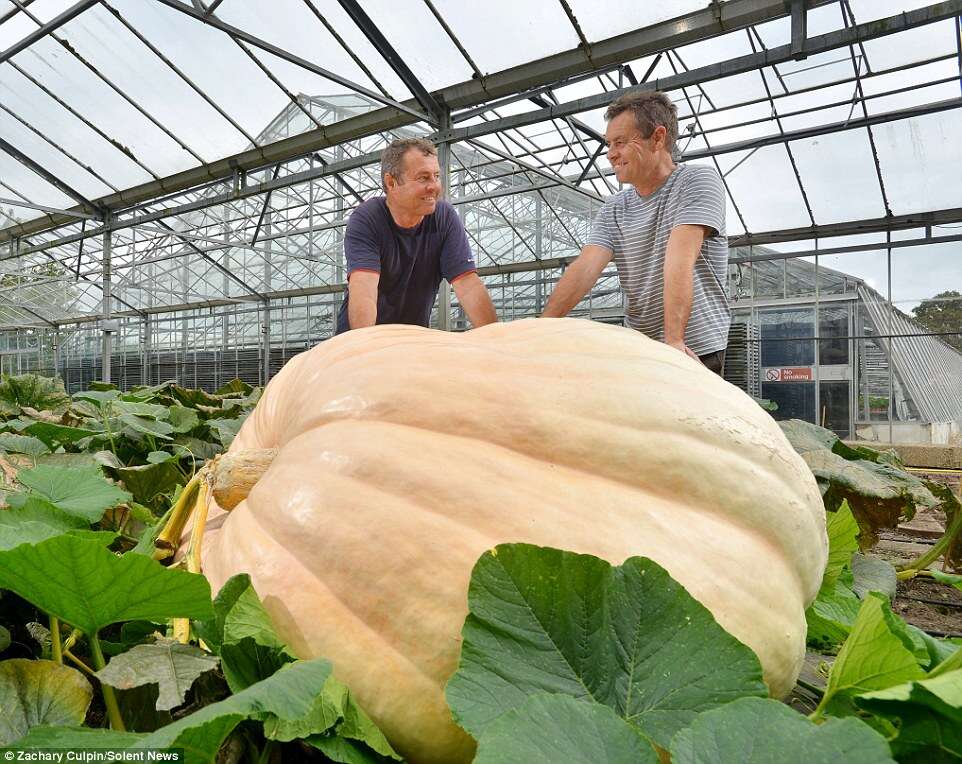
(1, 0, 953, 245)
(0, 0, 97, 63)
(0, 136, 101, 215)
(335, 0, 443, 122)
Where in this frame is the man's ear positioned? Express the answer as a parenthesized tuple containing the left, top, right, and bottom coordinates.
(384, 173, 396, 191)
(652, 125, 668, 151)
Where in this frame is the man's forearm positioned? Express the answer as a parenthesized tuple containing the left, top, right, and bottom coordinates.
(663, 261, 693, 344)
(348, 298, 377, 329)
(542, 246, 611, 317)
(453, 273, 498, 327)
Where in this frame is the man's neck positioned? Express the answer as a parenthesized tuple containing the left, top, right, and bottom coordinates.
(631, 155, 677, 197)
(385, 197, 424, 229)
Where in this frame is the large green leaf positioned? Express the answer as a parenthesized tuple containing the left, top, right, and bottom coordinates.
(850, 553, 897, 600)
(823, 502, 859, 588)
(670, 696, 894, 763)
(0, 374, 69, 413)
(473, 693, 658, 764)
(13, 659, 384, 762)
(97, 639, 220, 711)
(445, 544, 767, 748)
(0, 659, 92, 746)
(856, 669, 962, 761)
(0, 432, 49, 457)
(0, 535, 212, 634)
(194, 574, 296, 692)
(117, 461, 184, 506)
(23, 421, 102, 448)
(117, 414, 174, 440)
(206, 417, 244, 447)
(13, 464, 131, 522)
(0, 495, 115, 551)
(805, 578, 863, 649)
(779, 419, 939, 545)
(819, 592, 926, 716)
(167, 406, 200, 434)
(72, 389, 121, 408)
(214, 379, 254, 397)
(113, 401, 170, 420)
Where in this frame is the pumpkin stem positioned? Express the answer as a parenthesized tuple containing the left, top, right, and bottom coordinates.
(173, 475, 213, 644)
(153, 470, 205, 561)
(210, 448, 277, 510)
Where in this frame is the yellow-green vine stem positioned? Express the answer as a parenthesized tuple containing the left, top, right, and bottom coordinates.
(49, 615, 62, 665)
(153, 471, 203, 561)
(89, 632, 126, 731)
(897, 507, 962, 579)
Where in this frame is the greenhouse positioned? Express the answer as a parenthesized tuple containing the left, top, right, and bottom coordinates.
(1, 1, 961, 762)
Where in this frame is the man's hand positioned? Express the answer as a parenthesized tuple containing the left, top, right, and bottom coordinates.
(542, 244, 613, 317)
(665, 340, 700, 361)
(347, 270, 379, 329)
(452, 271, 497, 328)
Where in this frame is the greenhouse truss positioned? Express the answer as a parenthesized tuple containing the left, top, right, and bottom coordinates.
(0, 0, 961, 434)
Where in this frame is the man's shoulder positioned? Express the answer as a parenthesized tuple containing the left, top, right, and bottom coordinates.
(349, 196, 388, 226)
(676, 163, 722, 186)
(599, 187, 636, 211)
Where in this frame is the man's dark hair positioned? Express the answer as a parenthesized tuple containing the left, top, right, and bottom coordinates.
(380, 138, 438, 192)
(605, 91, 678, 153)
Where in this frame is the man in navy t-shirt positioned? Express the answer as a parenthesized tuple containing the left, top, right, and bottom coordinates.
(335, 138, 497, 334)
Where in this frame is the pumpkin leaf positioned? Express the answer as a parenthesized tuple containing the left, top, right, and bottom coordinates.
(195, 575, 296, 691)
(850, 553, 897, 601)
(931, 569, 962, 592)
(117, 414, 174, 441)
(806, 579, 862, 650)
(823, 502, 859, 589)
(0, 535, 212, 634)
(195, 574, 287, 653)
(116, 461, 184, 507)
(0, 626, 10, 653)
(856, 669, 962, 761)
(817, 592, 926, 718)
(72, 389, 121, 408)
(112, 401, 170, 420)
(472, 693, 658, 764)
(12, 464, 131, 523)
(0, 432, 49, 458)
(167, 406, 200, 434)
(670, 696, 894, 763)
(0, 659, 92, 746)
(0, 495, 115, 551)
(22, 421, 102, 448)
(206, 417, 244, 447)
(11, 659, 383, 760)
(214, 379, 253, 397)
(219, 638, 295, 692)
(96, 639, 220, 711)
(446, 544, 768, 748)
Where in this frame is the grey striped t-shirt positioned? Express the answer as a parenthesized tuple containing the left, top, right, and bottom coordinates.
(588, 163, 731, 356)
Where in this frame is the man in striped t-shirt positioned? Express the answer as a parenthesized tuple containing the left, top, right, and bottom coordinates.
(543, 91, 730, 374)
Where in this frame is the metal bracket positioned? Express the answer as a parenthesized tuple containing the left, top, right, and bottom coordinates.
(788, 0, 808, 60)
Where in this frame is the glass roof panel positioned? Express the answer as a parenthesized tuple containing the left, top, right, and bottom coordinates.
(0, 107, 113, 198)
(874, 111, 962, 215)
(0, 5, 35, 48)
(696, 71, 770, 110)
(432, 0, 577, 74)
(775, 50, 860, 92)
(861, 19, 957, 71)
(719, 145, 811, 232)
(216, 0, 411, 100)
(107, 0, 310, 150)
(0, 62, 152, 190)
(56, 5, 240, 163)
(9, 35, 205, 179)
(848, 0, 947, 24)
(789, 127, 886, 223)
(346, 0, 474, 90)
(564, 0, 704, 42)
(892, 242, 962, 314)
(753, 3, 844, 48)
(0, 150, 78, 212)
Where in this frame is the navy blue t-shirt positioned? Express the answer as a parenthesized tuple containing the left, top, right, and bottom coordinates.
(335, 198, 476, 334)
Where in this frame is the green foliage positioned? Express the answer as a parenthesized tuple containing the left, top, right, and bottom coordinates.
(911, 290, 962, 352)
(473, 694, 659, 764)
(671, 696, 893, 763)
(446, 544, 767, 749)
(0, 374, 69, 416)
(0, 659, 92, 745)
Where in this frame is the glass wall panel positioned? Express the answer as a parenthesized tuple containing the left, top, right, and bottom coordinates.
(760, 307, 815, 367)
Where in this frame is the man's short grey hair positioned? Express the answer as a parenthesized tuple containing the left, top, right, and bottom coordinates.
(605, 91, 678, 154)
(381, 138, 438, 192)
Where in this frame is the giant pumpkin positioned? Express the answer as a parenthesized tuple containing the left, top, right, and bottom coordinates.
(197, 318, 828, 763)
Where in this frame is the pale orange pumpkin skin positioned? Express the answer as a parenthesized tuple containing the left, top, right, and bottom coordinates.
(199, 318, 828, 764)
